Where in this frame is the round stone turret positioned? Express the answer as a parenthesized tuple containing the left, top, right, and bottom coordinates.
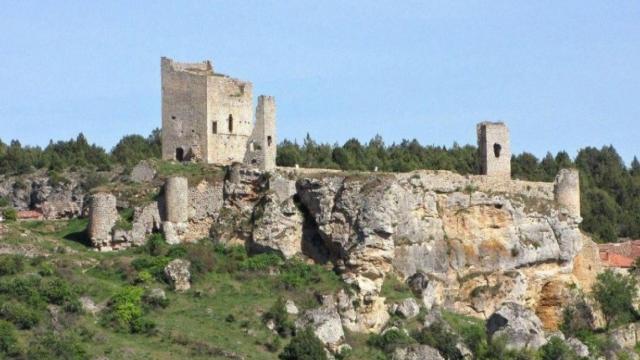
(164, 176, 188, 223)
(87, 193, 118, 249)
(554, 169, 580, 217)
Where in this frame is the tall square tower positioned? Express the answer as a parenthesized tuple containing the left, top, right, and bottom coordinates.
(477, 122, 511, 178)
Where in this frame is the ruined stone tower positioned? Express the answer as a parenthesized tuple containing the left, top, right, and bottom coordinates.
(477, 122, 511, 178)
(554, 168, 581, 217)
(161, 57, 276, 170)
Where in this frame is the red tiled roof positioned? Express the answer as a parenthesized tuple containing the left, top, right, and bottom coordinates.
(599, 239, 640, 268)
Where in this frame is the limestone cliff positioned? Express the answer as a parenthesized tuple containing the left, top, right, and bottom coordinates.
(79, 165, 596, 333)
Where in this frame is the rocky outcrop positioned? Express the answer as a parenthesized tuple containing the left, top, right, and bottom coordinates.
(0, 173, 87, 219)
(294, 170, 585, 331)
(130, 161, 156, 183)
(295, 302, 345, 352)
(396, 298, 420, 320)
(486, 302, 547, 350)
(392, 345, 444, 360)
(164, 259, 191, 292)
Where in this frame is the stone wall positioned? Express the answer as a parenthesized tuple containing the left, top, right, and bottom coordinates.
(206, 74, 254, 164)
(161, 57, 277, 170)
(245, 95, 277, 170)
(161, 57, 209, 162)
(477, 122, 511, 178)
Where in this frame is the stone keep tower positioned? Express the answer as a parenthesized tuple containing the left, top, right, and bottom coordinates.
(161, 57, 277, 170)
(477, 122, 511, 178)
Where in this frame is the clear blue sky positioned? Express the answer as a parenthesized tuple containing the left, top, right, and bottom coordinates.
(1, 1, 638, 162)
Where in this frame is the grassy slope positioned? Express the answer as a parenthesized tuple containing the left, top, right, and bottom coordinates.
(0, 219, 349, 359)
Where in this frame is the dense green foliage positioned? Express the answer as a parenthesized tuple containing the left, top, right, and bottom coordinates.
(0, 130, 160, 174)
(592, 269, 638, 328)
(279, 327, 327, 360)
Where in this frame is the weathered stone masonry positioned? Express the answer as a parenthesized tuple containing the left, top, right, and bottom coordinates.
(161, 57, 276, 171)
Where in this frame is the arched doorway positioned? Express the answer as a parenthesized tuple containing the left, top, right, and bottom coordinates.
(175, 147, 184, 162)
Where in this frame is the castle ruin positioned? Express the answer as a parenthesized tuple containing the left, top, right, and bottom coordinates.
(161, 57, 276, 170)
(477, 121, 511, 178)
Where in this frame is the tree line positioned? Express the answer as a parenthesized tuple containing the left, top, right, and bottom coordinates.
(1, 131, 639, 243)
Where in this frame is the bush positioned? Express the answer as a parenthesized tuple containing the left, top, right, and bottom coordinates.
(0, 255, 25, 276)
(0, 196, 9, 207)
(27, 332, 87, 360)
(147, 233, 168, 257)
(367, 328, 415, 354)
(263, 297, 294, 337)
(414, 321, 463, 360)
(40, 277, 77, 306)
(2, 208, 17, 222)
(539, 336, 577, 360)
(280, 260, 318, 289)
(240, 253, 283, 271)
(131, 256, 170, 281)
(0, 302, 41, 329)
(592, 269, 638, 328)
(0, 320, 20, 356)
(560, 296, 596, 338)
(103, 286, 154, 333)
(279, 327, 327, 360)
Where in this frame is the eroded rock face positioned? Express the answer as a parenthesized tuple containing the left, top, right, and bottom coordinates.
(294, 171, 585, 331)
(130, 161, 156, 183)
(486, 302, 547, 350)
(164, 259, 191, 292)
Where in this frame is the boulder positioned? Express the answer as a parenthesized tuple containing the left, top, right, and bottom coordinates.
(164, 259, 191, 292)
(295, 305, 345, 352)
(285, 299, 299, 315)
(566, 337, 589, 358)
(130, 161, 156, 183)
(396, 298, 420, 319)
(486, 302, 547, 350)
(610, 322, 640, 351)
(392, 345, 444, 360)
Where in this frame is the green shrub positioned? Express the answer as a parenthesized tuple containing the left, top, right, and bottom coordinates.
(1, 208, 17, 222)
(166, 245, 188, 259)
(103, 286, 154, 333)
(367, 328, 415, 354)
(560, 296, 596, 338)
(0, 196, 9, 207)
(539, 336, 577, 360)
(131, 256, 170, 280)
(279, 327, 327, 360)
(135, 270, 153, 284)
(241, 252, 284, 271)
(40, 277, 77, 306)
(263, 297, 294, 337)
(0, 255, 25, 276)
(27, 331, 87, 360)
(592, 269, 638, 328)
(414, 321, 463, 360)
(0, 276, 43, 306)
(0, 302, 41, 329)
(0, 320, 20, 356)
(38, 262, 55, 276)
(147, 233, 168, 256)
